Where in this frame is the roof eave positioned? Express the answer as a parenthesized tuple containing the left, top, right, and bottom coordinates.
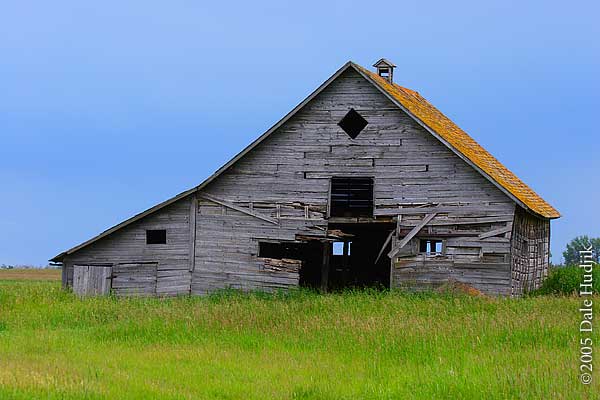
(193, 61, 356, 193)
(50, 61, 359, 261)
(49, 186, 199, 262)
(50, 252, 67, 263)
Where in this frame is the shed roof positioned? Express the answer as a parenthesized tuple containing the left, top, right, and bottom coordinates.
(51, 61, 558, 262)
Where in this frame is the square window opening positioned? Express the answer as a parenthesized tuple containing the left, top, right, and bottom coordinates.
(146, 229, 166, 244)
(332, 241, 352, 256)
(333, 242, 344, 256)
(338, 108, 368, 139)
(419, 239, 443, 255)
(330, 177, 374, 217)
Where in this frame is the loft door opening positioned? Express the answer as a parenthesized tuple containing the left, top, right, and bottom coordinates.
(330, 177, 374, 217)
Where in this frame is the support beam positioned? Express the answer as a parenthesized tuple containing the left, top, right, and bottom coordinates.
(388, 213, 437, 259)
(320, 243, 330, 293)
(342, 241, 350, 286)
(61, 263, 67, 289)
(199, 193, 279, 225)
(374, 204, 510, 216)
(374, 230, 395, 265)
(398, 215, 512, 226)
(478, 225, 512, 240)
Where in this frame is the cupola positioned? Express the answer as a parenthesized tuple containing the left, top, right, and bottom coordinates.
(373, 58, 396, 83)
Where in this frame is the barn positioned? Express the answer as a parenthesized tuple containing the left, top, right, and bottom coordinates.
(51, 59, 560, 297)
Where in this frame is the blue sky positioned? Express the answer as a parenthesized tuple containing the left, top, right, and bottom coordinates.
(1, 1, 598, 265)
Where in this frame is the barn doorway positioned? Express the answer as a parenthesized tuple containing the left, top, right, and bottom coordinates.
(72, 265, 112, 296)
(72, 262, 159, 296)
(324, 223, 393, 291)
(297, 241, 325, 289)
(273, 223, 393, 292)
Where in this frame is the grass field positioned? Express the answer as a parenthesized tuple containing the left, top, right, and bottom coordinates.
(0, 270, 597, 399)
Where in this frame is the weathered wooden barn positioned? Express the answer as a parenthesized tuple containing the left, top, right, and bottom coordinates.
(51, 59, 560, 297)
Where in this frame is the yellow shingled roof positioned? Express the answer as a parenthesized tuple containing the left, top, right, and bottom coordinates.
(355, 64, 559, 219)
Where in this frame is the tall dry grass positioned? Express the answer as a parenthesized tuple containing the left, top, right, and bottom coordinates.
(0, 269, 61, 281)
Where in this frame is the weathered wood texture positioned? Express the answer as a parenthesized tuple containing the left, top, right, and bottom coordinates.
(63, 199, 192, 296)
(388, 213, 437, 258)
(191, 200, 321, 294)
(61, 67, 543, 297)
(510, 206, 550, 295)
(72, 265, 112, 296)
(112, 262, 158, 297)
(194, 68, 517, 295)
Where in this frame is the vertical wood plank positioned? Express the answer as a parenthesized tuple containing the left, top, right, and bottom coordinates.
(189, 193, 197, 273)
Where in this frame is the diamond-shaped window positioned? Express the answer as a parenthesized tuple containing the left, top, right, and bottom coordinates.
(338, 108, 368, 139)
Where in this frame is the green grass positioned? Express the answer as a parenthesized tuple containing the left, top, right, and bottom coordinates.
(0, 280, 598, 399)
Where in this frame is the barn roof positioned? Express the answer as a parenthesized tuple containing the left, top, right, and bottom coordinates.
(352, 64, 560, 219)
(51, 61, 558, 262)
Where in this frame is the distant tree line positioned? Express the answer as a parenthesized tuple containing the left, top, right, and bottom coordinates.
(562, 235, 600, 266)
(0, 264, 59, 269)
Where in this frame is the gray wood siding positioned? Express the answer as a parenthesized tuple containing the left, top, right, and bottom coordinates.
(63, 198, 192, 296)
(60, 67, 530, 296)
(194, 68, 515, 295)
(112, 262, 159, 297)
(191, 199, 321, 294)
(510, 206, 550, 295)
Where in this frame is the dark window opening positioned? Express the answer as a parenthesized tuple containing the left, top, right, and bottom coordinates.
(146, 229, 166, 244)
(419, 239, 443, 255)
(338, 108, 368, 139)
(258, 241, 323, 290)
(259, 242, 302, 259)
(330, 177, 374, 217)
(378, 68, 390, 77)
